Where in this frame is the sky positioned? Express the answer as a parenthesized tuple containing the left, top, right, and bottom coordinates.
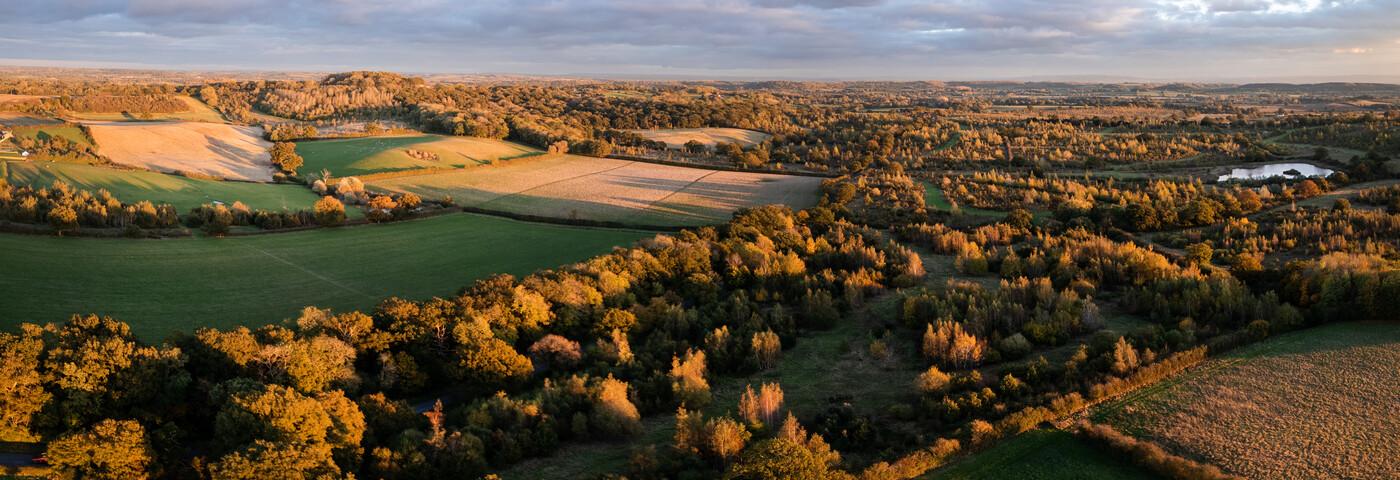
(2, 0, 1398, 82)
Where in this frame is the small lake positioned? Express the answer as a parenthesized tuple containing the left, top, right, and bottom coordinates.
(1217, 163, 1334, 182)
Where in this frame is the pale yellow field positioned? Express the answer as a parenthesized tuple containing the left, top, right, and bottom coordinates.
(86, 121, 274, 182)
(367, 154, 821, 226)
(629, 127, 772, 149)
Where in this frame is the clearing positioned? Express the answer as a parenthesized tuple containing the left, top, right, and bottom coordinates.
(3, 161, 321, 213)
(0, 213, 648, 341)
(629, 127, 772, 149)
(367, 154, 823, 227)
(295, 135, 541, 176)
(85, 121, 274, 181)
(921, 429, 1159, 480)
(1093, 322, 1400, 480)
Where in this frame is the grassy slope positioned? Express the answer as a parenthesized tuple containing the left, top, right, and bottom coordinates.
(629, 128, 772, 148)
(296, 135, 541, 176)
(1091, 322, 1400, 479)
(923, 429, 1160, 480)
(9, 125, 93, 148)
(64, 96, 227, 123)
(3, 161, 322, 213)
(0, 213, 648, 341)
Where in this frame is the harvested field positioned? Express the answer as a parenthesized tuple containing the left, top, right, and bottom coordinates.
(4, 161, 323, 213)
(367, 154, 823, 226)
(86, 121, 274, 181)
(1093, 322, 1400, 480)
(629, 127, 772, 149)
(296, 134, 540, 176)
(0, 213, 648, 341)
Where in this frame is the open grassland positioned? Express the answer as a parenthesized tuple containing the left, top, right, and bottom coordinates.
(65, 95, 227, 123)
(629, 127, 772, 148)
(295, 135, 541, 176)
(0, 213, 648, 341)
(923, 429, 1159, 480)
(1093, 322, 1400, 480)
(368, 154, 822, 226)
(86, 121, 274, 181)
(4, 161, 322, 213)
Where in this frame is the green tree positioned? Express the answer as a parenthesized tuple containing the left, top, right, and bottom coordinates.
(450, 319, 533, 388)
(1185, 243, 1213, 266)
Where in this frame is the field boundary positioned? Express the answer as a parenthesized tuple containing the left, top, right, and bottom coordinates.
(606, 154, 837, 178)
(458, 205, 683, 232)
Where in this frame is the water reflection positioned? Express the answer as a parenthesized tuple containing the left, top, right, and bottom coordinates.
(1218, 163, 1334, 182)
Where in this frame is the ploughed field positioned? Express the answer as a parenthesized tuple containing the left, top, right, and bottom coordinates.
(367, 153, 823, 227)
(85, 121, 274, 181)
(0, 213, 648, 341)
(1092, 322, 1400, 480)
(628, 127, 772, 149)
(295, 134, 542, 176)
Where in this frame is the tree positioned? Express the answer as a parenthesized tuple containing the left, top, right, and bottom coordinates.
(48, 204, 78, 234)
(1185, 243, 1213, 266)
(670, 349, 711, 408)
(365, 195, 397, 222)
(1005, 208, 1033, 229)
(684, 140, 708, 155)
(270, 142, 303, 175)
(1295, 179, 1322, 198)
(46, 419, 153, 480)
(704, 417, 750, 460)
(451, 319, 533, 388)
(527, 334, 582, 372)
(313, 195, 346, 226)
(591, 375, 641, 438)
(0, 333, 48, 441)
(922, 321, 985, 368)
(1110, 337, 1139, 375)
(751, 330, 781, 370)
(915, 365, 951, 395)
(738, 383, 784, 428)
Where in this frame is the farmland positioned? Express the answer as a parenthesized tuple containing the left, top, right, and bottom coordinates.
(8, 124, 93, 148)
(63, 95, 228, 123)
(629, 127, 772, 148)
(295, 134, 541, 176)
(1093, 322, 1400, 480)
(923, 430, 1159, 480)
(3, 160, 322, 212)
(367, 154, 823, 226)
(85, 121, 274, 181)
(0, 213, 649, 340)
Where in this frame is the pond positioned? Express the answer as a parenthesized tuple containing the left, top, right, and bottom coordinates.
(1217, 163, 1334, 182)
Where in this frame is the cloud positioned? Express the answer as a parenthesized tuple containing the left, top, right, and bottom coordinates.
(0, 0, 1394, 79)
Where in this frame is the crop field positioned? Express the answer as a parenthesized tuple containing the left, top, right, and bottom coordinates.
(85, 121, 274, 181)
(0, 213, 649, 340)
(296, 135, 541, 176)
(3, 161, 323, 213)
(629, 127, 772, 149)
(924, 429, 1159, 480)
(1093, 322, 1400, 480)
(65, 95, 228, 123)
(367, 154, 823, 226)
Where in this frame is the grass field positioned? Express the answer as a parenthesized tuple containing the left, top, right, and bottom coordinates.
(369, 154, 822, 227)
(3, 161, 323, 213)
(9, 124, 93, 148)
(86, 121, 273, 181)
(295, 135, 541, 176)
(629, 127, 772, 149)
(0, 213, 649, 341)
(65, 95, 228, 123)
(922, 182, 1009, 219)
(922, 429, 1160, 480)
(1093, 322, 1400, 480)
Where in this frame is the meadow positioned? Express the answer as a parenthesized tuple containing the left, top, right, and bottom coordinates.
(0, 213, 649, 341)
(923, 429, 1159, 480)
(85, 121, 274, 181)
(1093, 322, 1400, 480)
(295, 135, 541, 176)
(367, 154, 823, 226)
(629, 127, 772, 149)
(4, 160, 322, 213)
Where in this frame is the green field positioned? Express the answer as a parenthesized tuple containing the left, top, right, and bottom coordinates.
(3, 160, 327, 213)
(0, 213, 649, 340)
(922, 181, 1009, 218)
(923, 429, 1159, 480)
(296, 135, 541, 176)
(64, 95, 228, 123)
(9, 124, 93, 148)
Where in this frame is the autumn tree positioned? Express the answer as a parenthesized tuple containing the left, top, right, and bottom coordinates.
(46, 419, 154, 480)
(313, 195, 346, 226)
(922, 321, 985, 368)
(270, 142, 303, 175)
(751, 330, 781, 370)
(670, 349, 711, 408)
(450, 319, 533, 389)
(1110, 337, 1140, 375)
(591, 375, 641, 438)
(915, 365, 951, 395)
(0, 332, 47, 441)
(737, 382, 784, 428)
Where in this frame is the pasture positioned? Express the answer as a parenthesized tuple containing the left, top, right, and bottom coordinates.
(923, 429, 1158, 480)
(86, 121, 274, 181)
(9, 124, 93, 148)
(0, 213, 649, 341)
(629, 127, 772, 149)
(1093, 322, 1400, 480)
(3, 161, 322, 213)
(295, 135, 541, 176)
(367, 154, 823, 226)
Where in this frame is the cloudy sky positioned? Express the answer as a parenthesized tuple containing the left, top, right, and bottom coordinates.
(2, 0, 1398, 81)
